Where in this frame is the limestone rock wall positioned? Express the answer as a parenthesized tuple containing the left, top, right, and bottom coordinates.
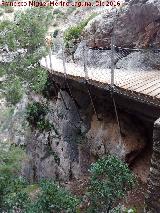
(22, 83, 147, 183)
(73, 0, 160, 70)
(83, 1, 160, 49)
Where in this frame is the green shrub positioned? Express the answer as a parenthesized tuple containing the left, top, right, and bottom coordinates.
(5, 77, 24, 105)
(4, 191, 30, 211)
(0, 176, 32, 212)
(26, 180, 80, 213)
(0, 21, 17, 51)
(0, 143, 28, 210)
(64, 14, 97, 58)
(64, 22, 85, 47)
(86, 155, 136, 213)
(37, 119, 54, 131)
(26, 102, 48, 124)
(30, 67, 48, 93)
(0, 177, 79, 213)
(0, 143, 26, 176)
(64, 13, 97, 46)
(26, 102, 57, 132)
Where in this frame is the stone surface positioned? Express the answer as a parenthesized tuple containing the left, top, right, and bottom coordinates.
(83, 1, 160, 49)
(22, 84, 147, 182)
(74, 41, 123, 68)
(116, 51, 160, 70)
(72, 1, 160, 70)
(22, 90, 87, 182)
(87, 114, 146, 163)
(7, 94, 30, 146)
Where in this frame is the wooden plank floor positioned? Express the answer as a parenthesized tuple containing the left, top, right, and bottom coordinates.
(40, 55, 160, 107)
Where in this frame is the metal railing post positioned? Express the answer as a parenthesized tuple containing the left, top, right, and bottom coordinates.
(83, 41, 88, 81)
(111, 34, 115, 87)
(49, 47, 52, 70)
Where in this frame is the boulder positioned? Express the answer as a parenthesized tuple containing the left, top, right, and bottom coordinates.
(116, 51, 160, 70)
(74, 41, 123, 68)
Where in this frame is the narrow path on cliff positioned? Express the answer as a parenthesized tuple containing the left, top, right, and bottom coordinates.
(40, 54, 160, 107)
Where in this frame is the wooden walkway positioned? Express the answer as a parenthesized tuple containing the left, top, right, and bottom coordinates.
(40, 55, 160, 107)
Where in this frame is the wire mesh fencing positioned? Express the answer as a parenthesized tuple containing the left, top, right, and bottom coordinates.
(49, 30, 160, 91)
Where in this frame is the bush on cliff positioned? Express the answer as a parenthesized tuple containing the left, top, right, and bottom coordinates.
(0, 142, 28, 210)
(5, 77, 24, 105)
(26, 180, 80, 213)
(86, 155, 136, 212)
(0, 142, 79, 212)
(26, 101, 58, 132)
(64, 13, 97, 59)
(0, 142, 136, 212)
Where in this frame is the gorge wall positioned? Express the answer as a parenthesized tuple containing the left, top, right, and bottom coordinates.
(21, 76, 153, 184)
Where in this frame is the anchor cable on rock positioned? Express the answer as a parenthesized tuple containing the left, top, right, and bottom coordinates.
(62, 43, 83, 123)
(47, 44, 80, 131)
(110, 13, 123, 143)
(47, 49, 69, 111)
(82, 43, 101, 122)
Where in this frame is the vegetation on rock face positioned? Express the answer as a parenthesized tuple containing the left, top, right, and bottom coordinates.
(0, 142, 27, 209)
(5, 77, 24, 105)
(26, 180, 80, 213)
(26, 101, 58, 133)
(64, 13, 97, 58)
(0, 142, 79, 212)
(0, 142, 136, 212)
(86, 155, 136, 212)
(26, 102, 48, 124)
(26, 101, 51, 131)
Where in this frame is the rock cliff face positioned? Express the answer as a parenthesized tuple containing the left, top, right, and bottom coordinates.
(73, 0, 160, 70)
(87, 114, 145, 162)
(83, 1, 160, 49)
(22, 80, 147, 183)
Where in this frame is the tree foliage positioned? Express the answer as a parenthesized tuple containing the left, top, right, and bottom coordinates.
(0, 142, 79, 212)
(5, 77, 24, 105)
(0, 142, 27, 209)
(0, 142, 26, 176)
(0, 7, 53, 105)
(26, 180, 80, 213)
(0, 143, 136, 212)
(86, 155, 136, 213)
